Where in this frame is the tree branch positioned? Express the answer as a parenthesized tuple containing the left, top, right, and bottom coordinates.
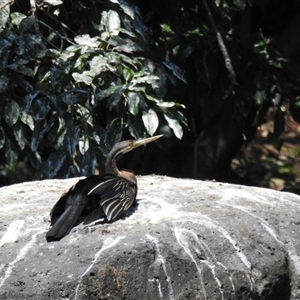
(202, 0, 237, 88)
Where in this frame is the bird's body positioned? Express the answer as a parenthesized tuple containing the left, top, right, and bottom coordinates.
(46, 135, 162, 241)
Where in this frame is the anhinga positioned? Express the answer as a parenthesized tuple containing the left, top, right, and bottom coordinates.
(46, 135, 162, 241)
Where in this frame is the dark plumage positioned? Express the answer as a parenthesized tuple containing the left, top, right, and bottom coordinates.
(46, 135, 162, 241)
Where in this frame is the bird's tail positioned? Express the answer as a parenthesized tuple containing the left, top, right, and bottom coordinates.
(46, 204, 84, 241)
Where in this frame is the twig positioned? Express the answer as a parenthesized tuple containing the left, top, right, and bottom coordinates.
(0, 0, 14, 11)
(38, 6, 77, 36)
(202, 0, 237, 87)
(38, 19, 75, 45)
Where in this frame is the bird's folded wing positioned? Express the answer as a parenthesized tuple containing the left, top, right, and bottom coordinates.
(83, 206, 105, 224)
(88, 177, 136, 222)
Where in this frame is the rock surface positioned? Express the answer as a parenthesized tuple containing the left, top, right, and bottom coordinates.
(0, 175, 299, 299)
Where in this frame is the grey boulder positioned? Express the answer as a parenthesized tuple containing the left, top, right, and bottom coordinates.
(0, 175, 299, 299)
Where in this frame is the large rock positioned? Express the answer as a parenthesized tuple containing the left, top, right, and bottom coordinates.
(0, 175, 299, 299)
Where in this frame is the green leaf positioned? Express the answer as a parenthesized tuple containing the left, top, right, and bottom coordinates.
(79, 135, 89, 155)
(233, 0, 246, 10)
(4, 100, 20, 126)
(5, 140, 18, 168)
(72, 71, 94, 85)
(107, 36, 144, 53)
(74, 34, 99, 47)
(21, 90, 39, 110)
(0, 0, 10, 29)
(20, 111, 35, 130)
(161, 24, 173, 34)
(11, 12, 27, 27)
(89, 55, 107, 76)
(13, 123, 27, 150)
(34, 150, 67, 179)
(128, 121, 144, 140)
(162, 61, 187, 84)
(101, 10, 121, 36)
(164, 113, 183, 139)
(0, 126, 5, 149)
(63, 126, 81, 156)
(127, 91, 140, 115)
(102, 118, 123, 153)
(0, 75, 9, 93)
(142, 109, 159, 136)
(31, 98, 51, 120)
(19, 18, 36, 33)
(43, 0, 63, 6)
(6, 64, 34, 77)
(80, 148, 97, 176)
(254, 90, 266, 105)
(30, 120, 42, 151)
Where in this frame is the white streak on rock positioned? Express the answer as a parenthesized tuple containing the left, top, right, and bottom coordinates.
(74, 235, 126, 300)
(174, 228, 225, 300)
(146, 234, 174, 300)
(0, 220, 24, 247)
(174, 226, 208, 299)
(233, 205, 284, 245)
(187, 229, 235, 293)
(0, 233, 37, 290)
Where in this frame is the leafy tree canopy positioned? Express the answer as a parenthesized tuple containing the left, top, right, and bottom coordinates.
(0, 0, 300, 187)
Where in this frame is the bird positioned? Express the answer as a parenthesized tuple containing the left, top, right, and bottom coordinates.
(46, 134, 162, 241)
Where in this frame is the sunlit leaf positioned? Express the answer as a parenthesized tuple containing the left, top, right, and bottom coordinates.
(79, 135, 89, 155)
(20, 111, 34, 131)
(43, 0, 63, 6)
(164, 113, 183, 139)
(11, 12, 26, 27)
(127, 91, 140, 115)
(13, 123, 27, 150)
(108, 36, 144, 53)
(30, 120, 42, 151)
(161, 24, 173, 34)
(101, 10, 121, 36)
(0, 0, 10, 29)
(74, 34, 99, 47)
(142, 109, 159, 136)
(4, 100, 20, 126)
(72, 71, 94, 85)
(89, 55, 107, 76)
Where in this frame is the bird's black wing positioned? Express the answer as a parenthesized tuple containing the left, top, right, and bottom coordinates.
(46, 176, 100, 241)
(46, 199, 85, 240)
(87, 175, 137, 222)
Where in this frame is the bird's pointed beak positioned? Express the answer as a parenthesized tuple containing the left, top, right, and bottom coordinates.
(125, 134, 163, 153)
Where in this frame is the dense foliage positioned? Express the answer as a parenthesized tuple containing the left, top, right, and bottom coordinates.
(0, 0, 300, 187)
(0, 0, 187, 182)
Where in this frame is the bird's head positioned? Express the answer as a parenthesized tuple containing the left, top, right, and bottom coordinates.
(105, 135, 163, 174)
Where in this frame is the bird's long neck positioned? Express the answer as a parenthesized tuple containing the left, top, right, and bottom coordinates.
(105, 154, 118, 175)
